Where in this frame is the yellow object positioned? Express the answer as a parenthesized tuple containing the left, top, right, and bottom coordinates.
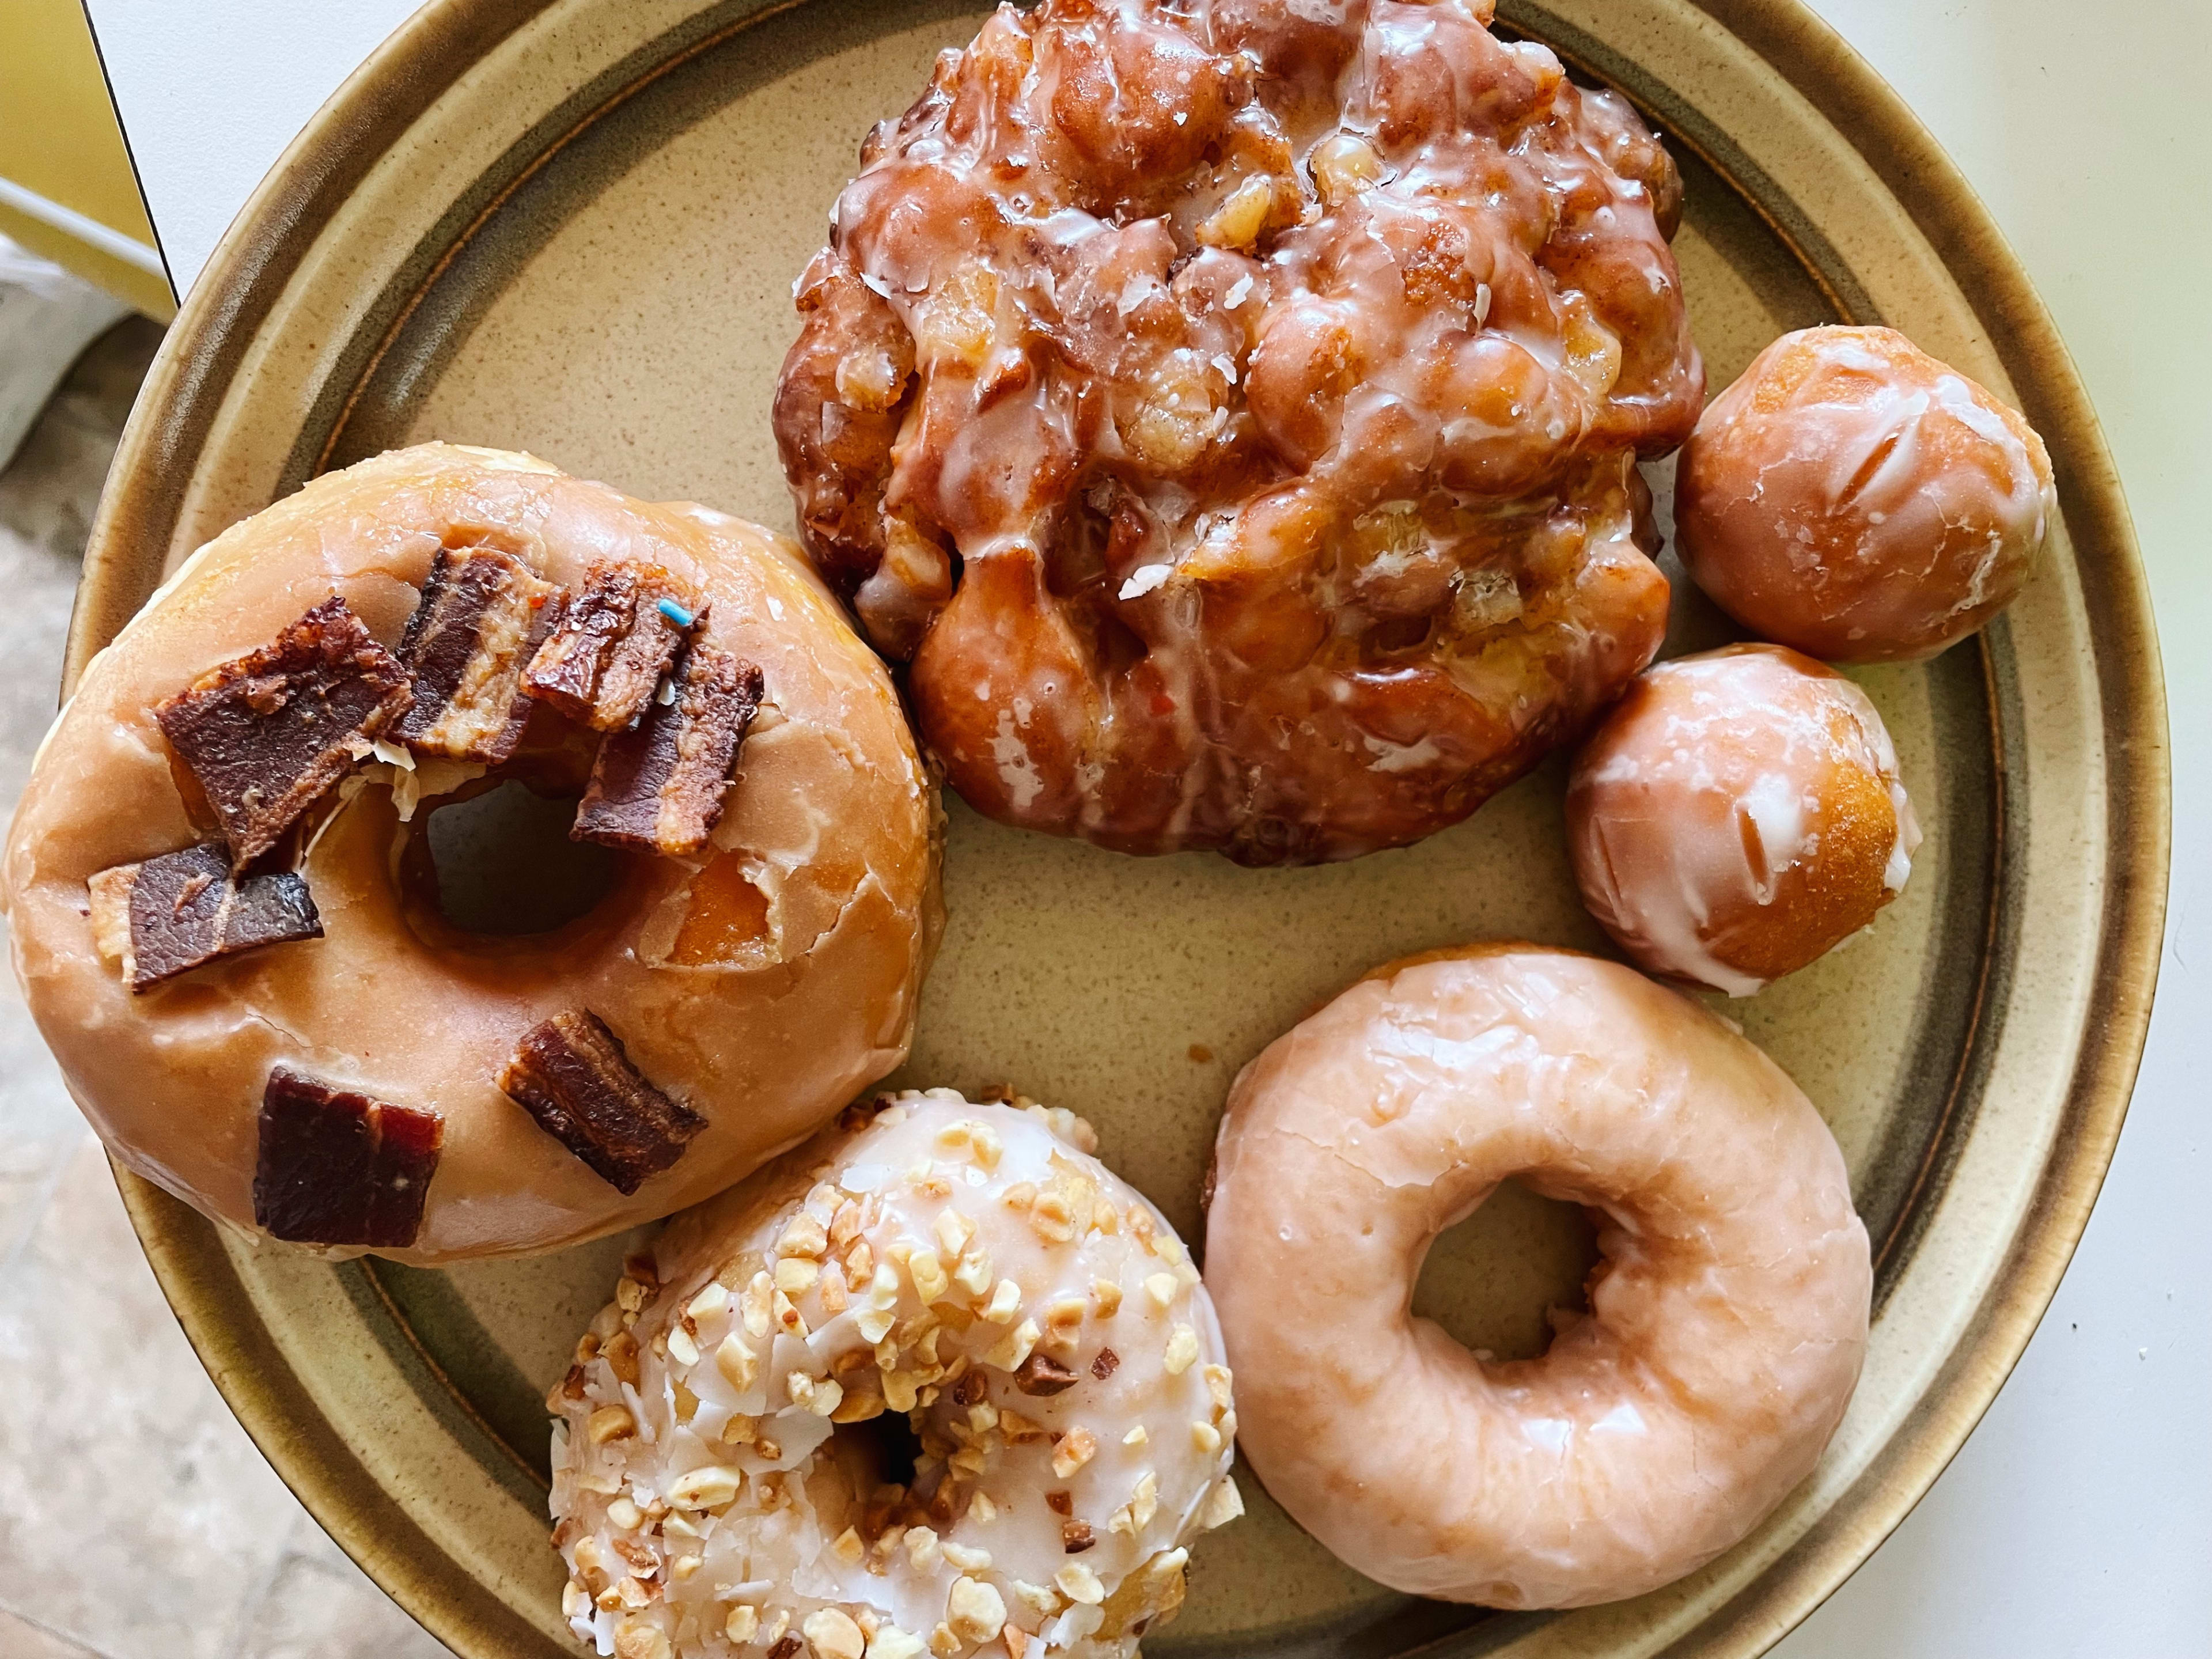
(0, 0, 173, 318)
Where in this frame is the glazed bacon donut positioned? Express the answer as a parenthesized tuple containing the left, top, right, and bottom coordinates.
(1567, 644, 1921, 995)
(1675, 325, 2055, 662)
(1205, 946, 1870, 1607)
(548, 1091, 1242, 1659)
(1, 442, 937, 1262)
(775, 0, 1703, 863)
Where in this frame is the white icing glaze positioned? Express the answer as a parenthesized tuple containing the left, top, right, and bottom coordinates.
(548, 1093, 1238, 1659)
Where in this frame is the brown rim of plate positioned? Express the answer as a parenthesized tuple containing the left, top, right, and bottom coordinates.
(75, 0, 2169, 1654)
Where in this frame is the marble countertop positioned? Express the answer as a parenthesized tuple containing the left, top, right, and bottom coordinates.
(2, 0, 2202, 1653)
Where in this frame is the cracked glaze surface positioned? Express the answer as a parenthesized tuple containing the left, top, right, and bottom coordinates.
(1675, 325, 2054, 664)
(1, 443, 939, 1263)
(774, 0, 1702, 862)
(1205, 945, 1869, 1607)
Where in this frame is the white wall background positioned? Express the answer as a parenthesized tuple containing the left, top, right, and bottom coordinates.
(78, 0, 2212, 1652)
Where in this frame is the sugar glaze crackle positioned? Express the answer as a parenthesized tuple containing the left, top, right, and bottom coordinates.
(775, 0, 1703, 862)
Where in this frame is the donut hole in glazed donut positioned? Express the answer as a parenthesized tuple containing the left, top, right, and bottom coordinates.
(411, 778, 619, 937)
(1409, 1178, 1600, 1363)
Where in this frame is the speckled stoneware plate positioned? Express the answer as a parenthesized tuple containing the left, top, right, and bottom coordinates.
(72, 0, 2166, 1654)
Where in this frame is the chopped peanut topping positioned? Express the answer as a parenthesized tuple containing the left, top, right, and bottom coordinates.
(982, 1279, 1022, 1324)
(775, 1257, 820, 1296)
(970, 1125, 1003, 1169)
(1192, 1419, 1222, 1453)
(805, 1607, 866, 1659)
(743, 1272, 774, 1338)
(1089, 1279, 1123, 1318)
(934, 1209, 976, 1257)
(772, 1289, 808, 1337)
(1051, 1426, 1099, 1478)
(1203, 1362, 1234, 1412)
(717, 1334, 760, 1392)
(1199, 1475, 1245, 1530)
(1143, 1272, 1177, 1310)
(952, 1248, 995, 1299)
(1164, 1324, 1199, 1374)
(1029, 1191, 1075, 1244)
(779, 1213, 829, 1259)
(604, 1330, 641, 1387)
(1053, 1563, 1105, 1605)
(1123, 1425, 1147, 1447)
(947, 1577, 1007, 1645)
(667, 1464, 741, 1510)
(870, 1627, 927, 1659)
(587, 1405, 637, 1444)
(1131, 1471, 1159, 1530)
(1010, 1581, 1056, 1617)
(685, 1281, 729, 1322)
(727, 1607, 761, 1644)
(985, 1317, 1040, 1372)
(607, 1496, 643, 1531)
(907, 1246, 949, 1304)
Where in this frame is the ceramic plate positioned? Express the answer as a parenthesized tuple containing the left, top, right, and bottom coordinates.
(73, 0, 2166, 1654)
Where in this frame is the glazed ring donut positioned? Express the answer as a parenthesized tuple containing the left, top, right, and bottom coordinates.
(1205, 946, 1870, 1608)
(548, 1091, 1242, 1659)
(1, 442, 938, 1262)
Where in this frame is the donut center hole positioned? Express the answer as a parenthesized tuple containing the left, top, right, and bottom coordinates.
(420, 779, 618, 935)
(836, 1403, 925, 1492)
(1411, 1179, 1601, 1363)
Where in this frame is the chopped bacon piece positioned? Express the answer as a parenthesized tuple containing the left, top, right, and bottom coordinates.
(154, 596, 412, 868)
(572, 639, 762, 856)
(395, 547, 560, 762)
(522, 562, 688, 731)
(86, 842, 321, 990)
(253, 1067, 442, 1248)
(498, 1010, 704, 1193)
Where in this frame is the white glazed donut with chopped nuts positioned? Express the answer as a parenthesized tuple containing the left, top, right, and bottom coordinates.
(548, 1090, 1242, 1659)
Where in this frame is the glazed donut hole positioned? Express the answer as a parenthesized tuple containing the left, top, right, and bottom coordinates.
(410, 773, 618, 935)
(1565, 643, 1921, 995)
(1674, 325, 2056, 663)
(548, 1092, 1240, 1659)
